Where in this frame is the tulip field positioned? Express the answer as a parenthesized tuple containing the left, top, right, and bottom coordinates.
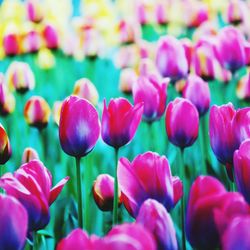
(2, 0, 250, 249)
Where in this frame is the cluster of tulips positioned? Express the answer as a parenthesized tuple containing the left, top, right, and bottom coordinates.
(2, 0, 250, 250)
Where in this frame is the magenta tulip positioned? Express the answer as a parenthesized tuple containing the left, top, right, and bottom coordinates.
(166, 97, 199, 148)
(101, 97, 143, 149)
(118, 151, 182, 217)
(183, 74, 211, 116)
(0, 194, 28, 250)
(136, 199, 178, 250)
(59, 95, 100, 158)
(156, 36, 188, 82)
(3, 33, 19, 56)
(132, 75, 167, 123)
(42, 24, 59, 49)
(0, 160, 69, 231)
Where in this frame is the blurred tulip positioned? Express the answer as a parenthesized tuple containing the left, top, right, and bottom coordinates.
(183, 74, 211, 116)
(118, 151, 181, 217)
(119, 68, 137, 94)
(0, 124, 12, 165)
(3, 32, 20, 56)
(22, 30, 41, 54)
(6, 61, 35, 93)
(59, 95, 100, 158)
(155, 2, 168, 25)
(42, 24, 59, 50)
(26, 0, 44, 23)
(52, 101, 62, 126)
(36, 48, 56, 70)
(0, 194, 28, 250)
(172, 176, 184, 206)
(0, 79, 15, 116)
(133, 75, 167, 123)
(181, 38, 193, 71)
(136, 2, 148, 25)
(22, 147, 39, 164)
(118, 20, 137, 45)
(73, 78, 99, 106)
(139, 58, 160, 78)
(92, 174, 121, 211)
(136, 199, 178, 250)
(244, 42, 250, 66)
(24, 96, 51, 130)
(0, 160, 69, 231)
(236, 74, 250, 100)
(101, 98, 143, 149)
(156, 36, 188, 82)
(217, 26, 246, 72)
(226, 0, 245, 25)
(166, 97, 199, 148)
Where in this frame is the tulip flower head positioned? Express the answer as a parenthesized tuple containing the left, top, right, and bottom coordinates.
(236, 73, 250, 101)
(0, 79, 15, 116)
(101, 98, 143, 149)
(26, 0, 44, 23)
(22, 147, 39, 164)
(92, 174, 121, 211)
(24, 96, 51, 130)
(59, 95, 100, 157)
(0, 124, 11, 165)
(226, 0, 245, 25)
(42, 24, 59, 49)
(52, 101, 62, 126)
(3, 26, 20, 56)
(166, 97, 199, 149)
(119, 68, 137, 94)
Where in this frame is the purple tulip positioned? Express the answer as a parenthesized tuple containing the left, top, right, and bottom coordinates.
(217, 26, 246, 72)
(132, 75, 167, 123)
(118, 151, 182, 217)
(0, 194, 28, 250)
(156, 36, 188, 82)
(59, 95, 100, 157)
(166, 97, 199, 148)
(101, 98, 143, 149)
(0, 160, 69, 231)
(183, 74, 211, 116)
(136, 199, 178, 250)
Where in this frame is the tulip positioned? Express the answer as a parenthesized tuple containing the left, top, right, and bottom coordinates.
(3, 32, 19, 56)
(73, 78, 99, 106)
(24, 96, 51, 130)
(59, 95, 100, 228)
(166, 97, 199, 148)
(42, 24, 59, 49)
(118, 20, 136, 45)
(52, 101, 62, 126)
(92, 174, 121, 211)
(183, 74, 211, 116)
(0, 80, 15, 116)
(36, 48, 56, 70)
(244, 42, 250, 66)
(0, 124, 12, 166)
(0, 160, 69, 232)
(22, 30, 41, 54)
(226, 0, 245, 25)
(22, 147, 39, 164)
(26, 0, 44, 23)
(217, 26, 246, 72)
(0, 194, 28, 250)
(136, 199, 178, 250)
(132, 75, 167, 123)
(136, 2, 148, 25)
(119, 68, 137, 94)
(6, 61, 35, 93)
(180, 38, 193, 71)
(236, 74, 250, 100)
(118, 151, 181, 217)
(156, 36, 188, 82)
(155, 2, 168, 25)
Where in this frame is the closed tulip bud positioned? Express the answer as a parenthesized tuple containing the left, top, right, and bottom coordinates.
(52, 101, 62, 126)
(73, 78, 99, 106)
(59, 95, 100, 157)
(181, 38, 193, 71)
(226, 0, 245, 25)
(0, 124, 11, 165)
(26, 0, 44, 23)
(0, 160, 69, 231)
(22, 147, 39, 164)
(24, 96, 51, 130)
(136, 199, 178, 250)
(22, 29, 41, 54)
(3, 28, 20, 56)
(136, 2, 148, 25)
(36, 48, 55, 70)
(118, 20, 136, 45)
(236, 74, 250, 100)
(118, 152, 181, 217)
(217, 26, 246, 72)
(166, 98, 199, 149)
(155, 2, 168, 25)
(119, 68, 137, 94)
(132, 75, 167, 123)
(172, 176, 183, 206)
(42, 24, 59, 50)
(0, 194, 28, 250)
(156, 36, 188, 82)
(183, 74, 211, 116)
(101, 98, 143, 149)
(244, 42, 250, 66)
(6, 61, 35, 93)
(186, 2, 208, 28)
(93, 174, 121, 211)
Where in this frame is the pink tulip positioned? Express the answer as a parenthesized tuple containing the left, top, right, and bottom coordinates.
(226, 0, 245, 25)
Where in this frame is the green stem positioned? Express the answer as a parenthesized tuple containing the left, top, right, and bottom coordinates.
(199, 118, 206, 175)
(179, 148, 186, 250)
(84, 156, 91, 232)
(75, 157, 83, 228)
(33, 231, 38, 250)
(113, 148, 119, 225)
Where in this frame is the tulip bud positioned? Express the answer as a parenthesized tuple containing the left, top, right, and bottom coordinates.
(118, 20, 136, 45)
(93, 174, 121, 211)
(183, 74, 211, 116)
(156, 35, 188, 82)
(52, 101, 62, 126)
(155, 2, 168, 25)
(73, 78, 99, 106)
(236, 73, 250, 101)
(226, 0, 245, 25)
(5, 61, 35, 93)
(119, 68, 137, 94)
(59, 95, 100, 157)
(36, 48, 56, 70)
(22, 29, 41, 54)
(166, 97, 199, 148)
(42, 24, 59, 50)
(101, 98, 143, 149)
(26, 0, 44, 23)
(0, 124, 11, 165)
(180, 38, 193, 71)
(136, 199, 178, 250)
(3, 24, 20, 56)
(24, 96, 51, 130)
(22, 147, 39, 164)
